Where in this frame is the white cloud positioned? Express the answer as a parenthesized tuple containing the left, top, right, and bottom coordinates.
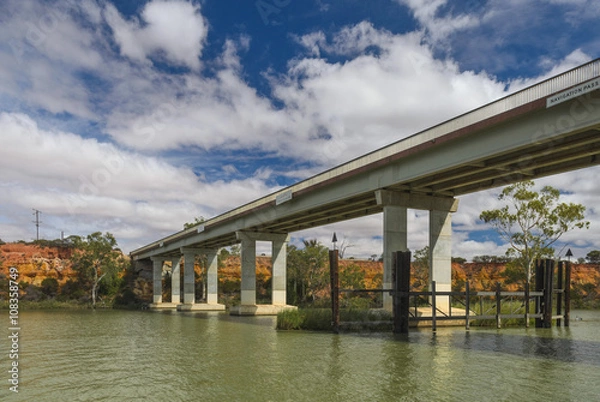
(397, 0, 480, 45)
(0, 112, 277, 250)
(103, 0, 207, 70)
(0, 0, 598, 260)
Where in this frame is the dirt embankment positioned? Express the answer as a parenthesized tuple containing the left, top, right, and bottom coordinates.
(1, 244, 598, 304)
(0, 243, 77, 286)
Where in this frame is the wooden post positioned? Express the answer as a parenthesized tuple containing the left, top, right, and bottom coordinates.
(393, 251, 411, 334)
(535, 260, 545, 328)
(329, 250, 340, 334)
(543, 259, 554, 328)
(556, 261, 564, 327)
(564, 260, 571, 327)
(431, 280, 437, 332)
(465, 281, 470, 330)
(524, 285, 530, 328)
(495, 282, 502, 329)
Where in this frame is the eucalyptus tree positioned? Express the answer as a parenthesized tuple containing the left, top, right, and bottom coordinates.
(71, 232, 128, 308)
(480, 180, 589, 288)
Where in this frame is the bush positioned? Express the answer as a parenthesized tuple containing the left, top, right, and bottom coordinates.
(276, 308, 393, 331)
(276, 309, 306, 330)
(41, 278, 59, 298)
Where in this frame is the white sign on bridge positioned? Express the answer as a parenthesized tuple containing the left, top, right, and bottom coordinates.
(546, 77, 600, 108)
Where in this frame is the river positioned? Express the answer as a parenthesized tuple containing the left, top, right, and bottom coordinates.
(3, 309, 600, 401)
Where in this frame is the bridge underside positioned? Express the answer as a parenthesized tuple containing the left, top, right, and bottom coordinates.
(132, 61, 600, 315)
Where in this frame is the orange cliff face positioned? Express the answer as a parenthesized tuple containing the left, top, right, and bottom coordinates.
(0, 243, 77, 287)
(1, 244, 598, 304)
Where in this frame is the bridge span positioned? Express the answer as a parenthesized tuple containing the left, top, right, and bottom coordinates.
(131, 59, 600, 315)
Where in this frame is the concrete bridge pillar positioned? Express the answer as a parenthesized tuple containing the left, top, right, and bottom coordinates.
(232, 231, 295, 315)
(205, 249, 219, 305)
(382, 205, 408, 311)
(430, 209, 453, 312)
(239, 234, 257, 306)
(171, 256, 181, 304)
(376, 191, 409, 311)
(176, 248, 225, 312)
(150, 257, 165, 305)
(376, 190, 458, 312)
(272, 236, 289, 305)
(180, 247, 201, 305)
(149, 256, 180, 309)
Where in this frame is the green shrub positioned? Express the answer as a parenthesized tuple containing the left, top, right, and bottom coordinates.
(276, 309, 306, 330)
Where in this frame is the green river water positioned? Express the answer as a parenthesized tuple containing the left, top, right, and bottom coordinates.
(2, 309, 599, 401)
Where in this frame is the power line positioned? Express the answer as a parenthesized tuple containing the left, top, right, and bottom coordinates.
(32, 209, 42, 240)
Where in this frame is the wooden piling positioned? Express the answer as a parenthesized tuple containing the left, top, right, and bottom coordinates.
(329, 250, 340, 334)
(556, 261, 563, 327)
(543, 259, 554, 328)
(535, 260, 544, 328)
(495, 282, 501, 329)
(393, 251, 411, 334)
(564, 260, 571, 327)
(431, 281, 437, 332)
(465, 281, 470, 330)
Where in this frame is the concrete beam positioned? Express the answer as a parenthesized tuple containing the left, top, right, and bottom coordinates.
(375, 190, 459, 212)
(236, 231, 290, 243)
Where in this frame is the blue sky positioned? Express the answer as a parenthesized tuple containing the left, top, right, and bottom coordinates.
(1, 0, 599, 260)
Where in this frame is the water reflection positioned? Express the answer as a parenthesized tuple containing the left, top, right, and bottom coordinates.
(446, 329, 600, 366)
(10, 310, 600, 402)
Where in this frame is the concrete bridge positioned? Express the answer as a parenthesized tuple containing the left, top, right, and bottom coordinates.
(130, 59, 600, 315)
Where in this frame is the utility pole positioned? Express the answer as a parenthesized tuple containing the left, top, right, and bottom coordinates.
(32, 209, 42, 240)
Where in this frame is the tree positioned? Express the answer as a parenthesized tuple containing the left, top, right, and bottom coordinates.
(40, 278, 59, 298)
(480, 180, 589, 288)
(287, 239, 329, 306)
(71, 232, 128, 308)
(585, 250, 600, 264)
(412, 246, 429, 290)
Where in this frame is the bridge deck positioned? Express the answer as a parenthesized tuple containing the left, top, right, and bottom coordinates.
(132, 59, 600, 258)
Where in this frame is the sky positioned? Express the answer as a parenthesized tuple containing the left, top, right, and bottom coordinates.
(1, 0, 599, 261)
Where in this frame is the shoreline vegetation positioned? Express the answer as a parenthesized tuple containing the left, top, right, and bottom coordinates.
(1, 242, 599, 328)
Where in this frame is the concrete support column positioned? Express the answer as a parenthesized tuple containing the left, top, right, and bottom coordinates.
(382, 205, 408, 311)
(151, 257, 164, 304)
(206, 250, 219, 305)
(376, 190, 408, 311)
(232, 231, 295, 315)
(181, 248, 201, 305)
(272, 236, 290, 305)
(239, 235, 257, 306)
(429, 209, 453, 312)
(171, 257, 181, 304)
(376, 190, 458, 312)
